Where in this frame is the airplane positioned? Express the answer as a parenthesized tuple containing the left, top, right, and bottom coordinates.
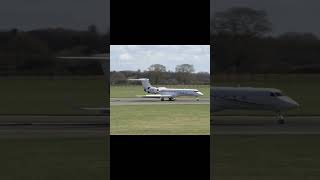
(211, 86, 299, 124)
(57, 54, 109, 113)
(57, 53, 108, 77)
(128, 78, 204, 101)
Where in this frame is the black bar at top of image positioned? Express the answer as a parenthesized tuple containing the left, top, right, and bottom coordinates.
(111, 135, 209, 179)
(111, 0, 210, 45)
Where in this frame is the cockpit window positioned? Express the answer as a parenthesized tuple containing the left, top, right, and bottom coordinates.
(270, 92, 283, 97)
(275, 92, 282, 96)
(194, 90, 199, 92)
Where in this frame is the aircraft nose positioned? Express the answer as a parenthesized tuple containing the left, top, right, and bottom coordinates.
(197, 92, 204, 96)
(280, 96, 299, 109)
(291, 99, 300, 108)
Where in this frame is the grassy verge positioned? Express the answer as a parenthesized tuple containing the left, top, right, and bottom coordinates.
(212, 135, 320, 180)
(0, 76, 107, 115)
(111, 104, 209, 135)
(0, 137, 108, 180)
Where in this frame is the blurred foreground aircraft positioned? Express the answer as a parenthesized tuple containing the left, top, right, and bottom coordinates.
(57, 54, 109, 113)
(211, 87, 299, 124)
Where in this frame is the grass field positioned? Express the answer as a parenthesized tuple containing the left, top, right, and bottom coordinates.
(213, 74, 320, 115)
(0, 76, 107, 115)
(212, 135, 320, 180)
(111, 104, 209, 135)
(0, 137, 108, 180)
(110, 85, 210, 98)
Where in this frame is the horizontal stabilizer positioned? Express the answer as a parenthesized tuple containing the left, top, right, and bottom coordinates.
(56, 55, 108, 78)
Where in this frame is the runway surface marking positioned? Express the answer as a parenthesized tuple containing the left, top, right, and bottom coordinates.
(212, 116, 320, 134)
(0, 115, 109, 138)
(111, 97, 210, 106)
(0, 115, 108, 123)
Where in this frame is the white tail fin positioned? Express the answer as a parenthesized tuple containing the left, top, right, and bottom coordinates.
(57, 54, 109, 79)
(128, 78, 152, 89)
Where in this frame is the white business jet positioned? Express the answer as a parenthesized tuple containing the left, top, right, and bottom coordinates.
(129, 78, 204, 101)
(211, 87, 299, 124)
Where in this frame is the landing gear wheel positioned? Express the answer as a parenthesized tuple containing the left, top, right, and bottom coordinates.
(278, 119, 285, 124)
(277, 114, 285, 124)
(196, 98, 199, 101)
(161, 97, 164, 101)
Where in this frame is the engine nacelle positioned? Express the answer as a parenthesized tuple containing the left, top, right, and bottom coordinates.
(145, 87, 159, 94)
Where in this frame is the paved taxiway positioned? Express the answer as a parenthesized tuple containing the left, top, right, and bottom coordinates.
(212, 116, 320, 134)
(111, 97, 210, 106)
(0, 115, 109, 138)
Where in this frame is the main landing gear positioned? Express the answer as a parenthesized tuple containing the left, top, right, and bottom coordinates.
(196, 98, 200, 101)
(277, 113, 285, 124)
(161, 97, 176, 101)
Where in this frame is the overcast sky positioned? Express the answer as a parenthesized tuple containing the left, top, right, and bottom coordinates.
(0, 0, 109, 32)
(212, 0, 320, 36)
(111, 45, 210, 73)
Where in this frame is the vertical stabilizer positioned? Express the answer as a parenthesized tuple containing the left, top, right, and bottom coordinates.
(128, 78, 153, 89)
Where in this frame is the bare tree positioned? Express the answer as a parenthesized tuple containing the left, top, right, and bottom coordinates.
(175, 64, 195, 73)
(88, 24, 98, 34)
(175, 64, 195, 84)
(212, 7, 272, 37)
(111, 71, 126, 85)
(147, 64, 167, 85)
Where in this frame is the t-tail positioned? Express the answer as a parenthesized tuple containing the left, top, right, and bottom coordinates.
(57, 54, 108, 80)
(128, 78, 159, 94)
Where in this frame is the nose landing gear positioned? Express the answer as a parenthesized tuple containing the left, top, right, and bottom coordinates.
(277, 113, 285, 124)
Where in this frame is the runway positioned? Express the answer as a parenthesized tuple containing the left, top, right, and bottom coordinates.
(111, 97, 210, 106)
(212, 116, 320, 134)
(0, 115, 109, 138)
(4, 114, 320, 136)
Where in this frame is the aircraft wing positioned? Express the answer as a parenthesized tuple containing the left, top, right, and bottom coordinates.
(136, 95, 173, 98)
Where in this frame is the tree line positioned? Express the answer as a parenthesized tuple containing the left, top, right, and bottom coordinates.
(211, 7, 320, 74)
(111, 64, 210, 85)
(0, 25, 108, 75)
